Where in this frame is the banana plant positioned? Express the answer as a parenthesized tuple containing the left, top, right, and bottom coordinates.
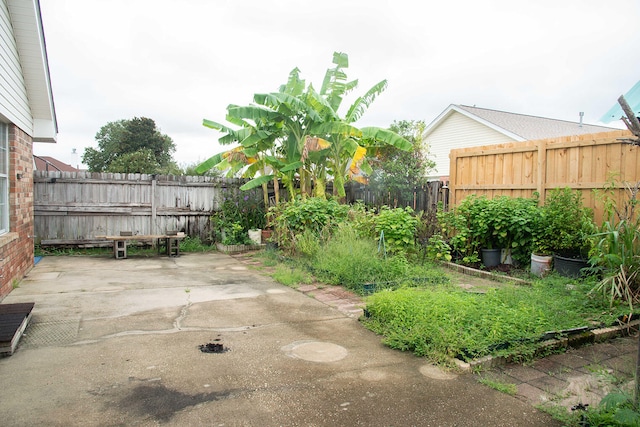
(198, 51, 412, 202)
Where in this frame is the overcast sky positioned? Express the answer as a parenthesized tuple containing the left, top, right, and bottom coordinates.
(34, 0, 640, 169)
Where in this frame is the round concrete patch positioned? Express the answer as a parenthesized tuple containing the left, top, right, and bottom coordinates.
(282, 341, 348, 362)
(419, 364, 458, 380)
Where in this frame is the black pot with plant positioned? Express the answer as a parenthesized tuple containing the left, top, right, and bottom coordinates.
(538, 187, 595, 276)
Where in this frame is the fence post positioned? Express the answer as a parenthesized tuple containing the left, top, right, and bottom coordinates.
(151, 176, 157, 235)
(537, 140, 546, 203)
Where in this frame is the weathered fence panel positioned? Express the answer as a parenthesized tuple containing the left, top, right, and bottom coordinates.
(33, 172, 258, 245)
(344, 181, 447, 212)
(449, 130, 639, 223)
(34, 172, 447, 246)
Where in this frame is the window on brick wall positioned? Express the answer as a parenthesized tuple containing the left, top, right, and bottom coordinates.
(0, 122, 7, 234)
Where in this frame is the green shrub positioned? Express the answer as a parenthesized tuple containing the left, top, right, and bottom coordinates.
(439, 195, 540, 265)
(374, 206, 418, 254)
(211, 190, 266, 244)
(269, 198, 349, 254)
(538, 187, 595, 257)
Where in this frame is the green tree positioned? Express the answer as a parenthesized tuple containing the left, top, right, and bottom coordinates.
(369, 120, 435, 206)
(83, 117, 177, 173)
(198, 52, 411, 202)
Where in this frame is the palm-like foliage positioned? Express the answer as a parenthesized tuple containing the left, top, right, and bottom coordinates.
(197, 52, 411, 201)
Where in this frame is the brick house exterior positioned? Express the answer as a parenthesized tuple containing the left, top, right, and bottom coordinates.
(0, 0, 57, 299)
(0, 126, 35, 296)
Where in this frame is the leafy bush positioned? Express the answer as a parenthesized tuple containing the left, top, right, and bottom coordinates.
(537, 187, 595, 257)
(269, 198, 349, 254)
(439, 195, 539, 265)
(374, 206, 418, 254)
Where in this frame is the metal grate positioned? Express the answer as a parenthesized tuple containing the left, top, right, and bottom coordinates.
(19, 318, 80, 348)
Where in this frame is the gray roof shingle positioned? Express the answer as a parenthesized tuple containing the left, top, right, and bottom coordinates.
(456, 105, 616, 140)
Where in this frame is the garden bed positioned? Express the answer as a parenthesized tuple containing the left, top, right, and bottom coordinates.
(443, 261, 531, 286)
(215, 242, 264, 254)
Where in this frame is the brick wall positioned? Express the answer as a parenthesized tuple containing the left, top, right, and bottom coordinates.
(0, 124, 34, 298)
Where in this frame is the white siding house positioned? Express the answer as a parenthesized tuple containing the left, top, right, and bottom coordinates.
(424, 104, 614, 180)
(0, 0, 56, 143)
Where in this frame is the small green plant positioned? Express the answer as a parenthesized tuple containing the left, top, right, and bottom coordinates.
(12, 279, 20, 289)
(179, 236, 215, 252)
(425, 234, 452, 262)
(573, 392, 640, 427)
(477, 377, 517, 395)
(271, 264, 313, 288)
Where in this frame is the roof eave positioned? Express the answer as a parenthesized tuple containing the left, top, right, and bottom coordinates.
(423, 104, 526, 142)
(7, 0, 58, 143)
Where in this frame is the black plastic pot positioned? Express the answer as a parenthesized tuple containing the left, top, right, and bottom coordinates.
(553, 254, 589, 278)
(481, 248, 501, 268)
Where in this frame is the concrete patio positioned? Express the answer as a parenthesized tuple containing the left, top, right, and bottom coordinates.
(0, 252, 562, 426)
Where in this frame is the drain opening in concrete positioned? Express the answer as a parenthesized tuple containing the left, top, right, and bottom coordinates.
(199, 343, 227, 353)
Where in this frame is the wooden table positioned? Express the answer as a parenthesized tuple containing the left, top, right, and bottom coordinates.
(96, 234, 185, 259)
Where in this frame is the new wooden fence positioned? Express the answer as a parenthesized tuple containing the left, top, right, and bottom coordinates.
(449, 130, 639, 223)
(34, 172, 261, 246)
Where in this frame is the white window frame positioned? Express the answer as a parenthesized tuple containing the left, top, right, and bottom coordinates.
(0, 123, 8, 235)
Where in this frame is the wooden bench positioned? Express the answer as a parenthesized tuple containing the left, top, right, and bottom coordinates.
(96, 233, 185, 259)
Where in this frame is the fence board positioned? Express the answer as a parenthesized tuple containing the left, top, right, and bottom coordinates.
(33, 172, 262, 244)
(34, 173, 447, 247)
(449, 130, 637, 224)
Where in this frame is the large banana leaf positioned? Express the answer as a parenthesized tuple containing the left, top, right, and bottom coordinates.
(195, 152, 224, 174)
(240, 174, 275, 191)
(361, 127, 412, 151)
(310, 122, 362, 139)
(227, 105, 283, 123)
(279, 67, 305, 96)
(281, 160, 304, 172)
(306, 86, 339, 121)
(203, 119, 235, 133)
(345, 80, 388, 123)
(240, 130, 273, 147)
(254, 92, 322, 123)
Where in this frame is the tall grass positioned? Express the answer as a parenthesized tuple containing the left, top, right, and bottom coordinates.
(311, 225, 449, 293)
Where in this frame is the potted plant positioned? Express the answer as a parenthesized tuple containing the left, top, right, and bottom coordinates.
(466, 196, 502, 267)
(540, 187, 595, 277)
(530, 208, 554, 277)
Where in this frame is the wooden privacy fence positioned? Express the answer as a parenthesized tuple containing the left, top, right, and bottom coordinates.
(449, 130, 639, 224)
(344, 181, 448, 212)
(34, 172, 261, 245)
